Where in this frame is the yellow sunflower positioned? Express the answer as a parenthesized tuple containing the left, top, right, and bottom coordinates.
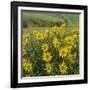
(42, 52, 52, 62)
(59, 47, 68, 57)
(44, 63, 53, 74)
(23, 33, 30, 46)
(35, 32, 44, 40)
(67, 53, 76, 64)
(41, 44, 48, 51)
(52, 38, 60, 48)
(64, 36, 74, 45)
(59, 62, 68, 74)
(22, 59, 32, 72)
(52, 26, 59, 33)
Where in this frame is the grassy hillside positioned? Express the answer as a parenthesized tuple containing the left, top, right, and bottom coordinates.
(22, 11, 80, 33)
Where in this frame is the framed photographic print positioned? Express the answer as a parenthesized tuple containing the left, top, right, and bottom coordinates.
(11, 1, 88, 88)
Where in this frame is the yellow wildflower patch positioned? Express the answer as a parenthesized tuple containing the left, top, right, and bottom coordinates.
(42, 52, 53, 62)
(52, 38, 60, 48)
(44, 63, 53, 74)
(35, 32, 45, 40)
(41, 44, 48, 51)
(59, 47, 68, 57)
(22, 59, 32, 72)
(59, 62, 68, 74)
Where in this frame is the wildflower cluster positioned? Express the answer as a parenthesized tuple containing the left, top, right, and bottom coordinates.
(22, 24, 79, 77)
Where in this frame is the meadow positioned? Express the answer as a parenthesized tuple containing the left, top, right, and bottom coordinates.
(22, 11, 80, 77)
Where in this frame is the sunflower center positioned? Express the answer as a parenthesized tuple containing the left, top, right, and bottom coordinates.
(46, 55, 49, 58)
(61, 66, 65, 70)
(68, 39, 72, 42)
(62, 51, 65, 54)
(44, 46, 46, 49)
(38, 35, 41, 38)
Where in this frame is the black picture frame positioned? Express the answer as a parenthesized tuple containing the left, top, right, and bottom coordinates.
(11, 1, 88, 88)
